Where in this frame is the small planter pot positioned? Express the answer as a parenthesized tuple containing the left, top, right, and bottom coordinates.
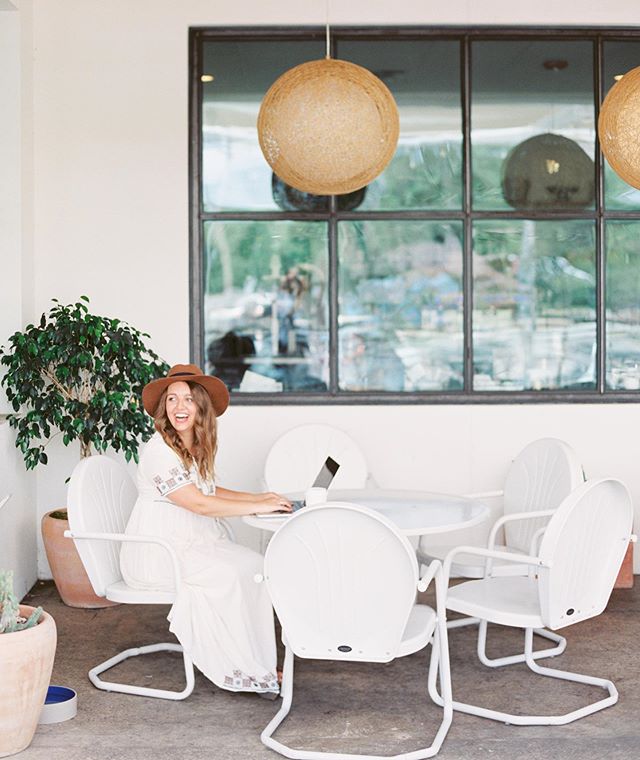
(39, 686, 77, 725)
(614, 541, 634, 589)
(41, 510, 118, 608)
(0, 606, 57, 758)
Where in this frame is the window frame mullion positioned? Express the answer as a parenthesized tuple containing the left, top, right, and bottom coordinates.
(462, 35, 474, 392)
(595, 35, 606, 395)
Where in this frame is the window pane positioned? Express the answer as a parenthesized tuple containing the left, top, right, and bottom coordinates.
(338, 221, 464, 391)
(337, 40, 462, 210)
(473, 221, 596, 390)
(602, 42, 640, 210)
(203, 221, 329, 392)
(606, 222, 640, 390)
(201, 39, 324, 212)
(472, 40, 595, 211)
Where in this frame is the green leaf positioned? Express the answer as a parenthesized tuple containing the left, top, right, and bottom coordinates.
(0, 296, 167, 481)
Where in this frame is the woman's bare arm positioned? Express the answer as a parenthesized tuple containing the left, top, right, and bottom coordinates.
(167, 484, 292, 517)
(215, 486, 285, 503)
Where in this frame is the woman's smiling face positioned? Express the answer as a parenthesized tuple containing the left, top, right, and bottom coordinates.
(165, 381, 197, 434)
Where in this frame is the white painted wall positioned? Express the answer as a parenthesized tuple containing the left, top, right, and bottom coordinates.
(0, 8, 21, 380)
(0, 1, 36, 599)
(215, 403, 640, 556)
(0, 422, 36, 601)
(3, 1, 640, 589)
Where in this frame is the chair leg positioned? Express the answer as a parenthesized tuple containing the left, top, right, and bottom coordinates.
(430, 626, 618, 726)
(425, 613, 453, 758)
(446, 616, 480, 630)
(89, 642, 195, 700)
(260, 643, 295, 755)
(476, 620, 566, 667)
(262, 636, 451, 760)
(520, 628, 618, 724)
(446, 617, 565, 667)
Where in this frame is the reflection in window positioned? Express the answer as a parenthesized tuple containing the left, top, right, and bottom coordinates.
(603, 42, 640, 210)
(201, 40, 324, 212)
(606, 222, 640, 390)
(332, 39, 462, 211)
(203, 221, 329, 392)
(473, 221, 596, 391)
(501, 133, 594, 211)
(194, 30, 640, 400)
(338, 221, 464, 391)
(471, 40, 595, 211)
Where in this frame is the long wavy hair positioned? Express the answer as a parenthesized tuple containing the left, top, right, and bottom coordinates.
(153, 381, 218, 481)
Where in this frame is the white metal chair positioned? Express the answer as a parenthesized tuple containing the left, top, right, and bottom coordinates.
(263, 423, 369, 494)
(418, 438, 585, 668)
(430, 478, 635, 725)
(417, 438, 584, 579)
(258, 502, 452, 760)
(65, 454, 229, 700)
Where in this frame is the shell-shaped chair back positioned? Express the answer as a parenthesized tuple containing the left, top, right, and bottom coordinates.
(264, 424, 368, 493)
(67, 455, 138, 596)
(503, 438, 584, 553)
(264, 503, 418, 663)
(538, 478, 633, 630)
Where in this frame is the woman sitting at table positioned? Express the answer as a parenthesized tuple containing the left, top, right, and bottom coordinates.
(120, 363, 292, 697)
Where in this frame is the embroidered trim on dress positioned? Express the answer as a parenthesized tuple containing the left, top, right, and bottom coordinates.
(153, 466, 191, 496)
(223, 669, 278, 692)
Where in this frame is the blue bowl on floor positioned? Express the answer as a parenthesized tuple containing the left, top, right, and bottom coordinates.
(38, 685, 77, 724)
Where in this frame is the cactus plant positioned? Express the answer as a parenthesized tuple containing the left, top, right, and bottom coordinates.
(0, 570, 42, 633)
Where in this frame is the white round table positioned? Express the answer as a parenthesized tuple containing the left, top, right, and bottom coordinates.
(243, 488, 489, 537)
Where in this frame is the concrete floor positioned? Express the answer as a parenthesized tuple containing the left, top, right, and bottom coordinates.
(19, 580, 639, 760)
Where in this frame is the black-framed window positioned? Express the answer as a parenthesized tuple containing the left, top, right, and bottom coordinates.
(189, 27, 640, 404)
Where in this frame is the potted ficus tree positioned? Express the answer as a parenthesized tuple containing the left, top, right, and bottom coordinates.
(0, 569, 56, 757)
(0, 297, 168, 607)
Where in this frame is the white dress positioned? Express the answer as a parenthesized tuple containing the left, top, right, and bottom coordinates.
(120, 432, 278, 694)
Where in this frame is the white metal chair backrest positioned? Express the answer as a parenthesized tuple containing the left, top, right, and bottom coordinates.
(67, 455, 138, 596)
(264, 502, 418, 663)
(503, 438, 584, 553)
(263, 423, 368, 493)
(538, 478, 633, 630)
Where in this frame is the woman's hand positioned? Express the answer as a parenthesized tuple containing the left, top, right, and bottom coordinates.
(254, 491, 289, 501)
(252, 493, 293, 515)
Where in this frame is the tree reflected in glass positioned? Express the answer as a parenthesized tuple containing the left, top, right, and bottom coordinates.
(606, 222, 640, 390)
(473, 221, 596, 391)
(338, 221, 464, 391)
(203, 221, 329, 392)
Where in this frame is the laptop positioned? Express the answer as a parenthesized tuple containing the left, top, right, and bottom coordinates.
(257, 456, 340, 517)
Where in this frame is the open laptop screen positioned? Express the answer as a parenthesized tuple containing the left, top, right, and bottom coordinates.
(312, 456, 340, 489)
(255, 456, 341, 517)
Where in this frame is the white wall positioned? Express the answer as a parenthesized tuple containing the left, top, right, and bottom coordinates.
(215, 403, 640, 554)
(0, 422, 36, 601)
(3, 1, 640, 585)
(0, 7, 21, 376)
(0, 1, 36, 598)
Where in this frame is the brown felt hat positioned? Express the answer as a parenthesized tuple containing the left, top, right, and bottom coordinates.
(142, 364, 230, 417)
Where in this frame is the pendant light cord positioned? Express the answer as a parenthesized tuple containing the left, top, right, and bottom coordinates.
(325, 0, 330, 59)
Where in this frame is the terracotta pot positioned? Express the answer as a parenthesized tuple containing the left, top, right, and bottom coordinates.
(614, 541, 634, 589)
(41, 510, 118, 609)
(0, 606, 57, 757)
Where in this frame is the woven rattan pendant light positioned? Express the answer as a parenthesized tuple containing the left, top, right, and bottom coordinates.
(502, 133, 595, 210)
(598, 66, 640, 190)
(257, 15, 399, 195)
